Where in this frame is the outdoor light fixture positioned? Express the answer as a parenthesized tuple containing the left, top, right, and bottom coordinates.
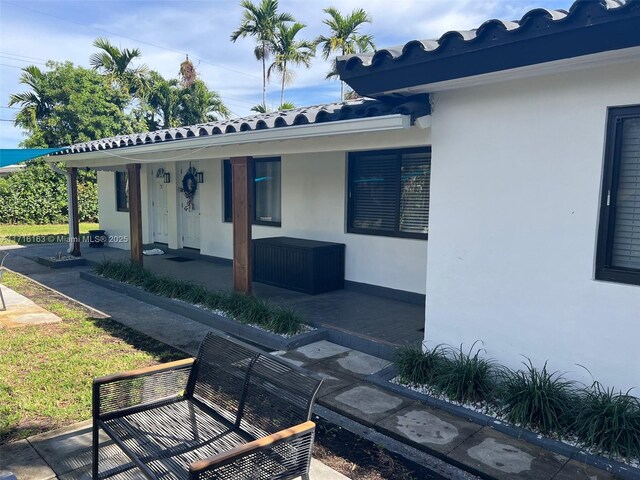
(163, 172, 171, 183)
(196, 171, 204, 183)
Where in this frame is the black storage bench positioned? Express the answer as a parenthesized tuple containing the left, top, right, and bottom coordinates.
(253, 237, 345, 294)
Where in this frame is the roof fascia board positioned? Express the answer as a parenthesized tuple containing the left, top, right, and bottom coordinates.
(55, 114, 412, 167)
(339, 10, 640, 97)
(379, 46, 640, 96)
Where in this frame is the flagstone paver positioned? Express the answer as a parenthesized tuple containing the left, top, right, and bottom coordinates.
(552, 459, 618, 480)
(375, 404, 483, 455)
(447, 427, 567, 480)
(321, 384, 411, 425)
(0, 285, 60, 328)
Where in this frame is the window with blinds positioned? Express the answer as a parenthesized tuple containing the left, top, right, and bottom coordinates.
(223, 157, 281, 226)
(348, 147, 431, 239)
(596, 106, 640, 286)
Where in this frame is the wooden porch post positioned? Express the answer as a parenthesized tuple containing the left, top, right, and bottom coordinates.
(67, 167, 81, 257)
(127, 163, 143, 266)
(231, 156, 254, 295)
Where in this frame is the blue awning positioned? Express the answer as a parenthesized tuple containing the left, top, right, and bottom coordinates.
(0, 148, 66, 168)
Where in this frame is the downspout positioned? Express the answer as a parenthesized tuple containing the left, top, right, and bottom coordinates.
(50, 164, 76, 255)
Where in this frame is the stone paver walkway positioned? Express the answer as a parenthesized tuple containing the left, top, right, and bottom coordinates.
(273, 341, 619, 480)
(0, 284, 60, 328)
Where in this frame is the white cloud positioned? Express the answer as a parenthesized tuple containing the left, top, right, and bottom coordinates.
(1, 0, 574, 147)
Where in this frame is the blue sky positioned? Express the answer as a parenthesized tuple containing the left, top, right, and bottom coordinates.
(0, 0, 574, 148)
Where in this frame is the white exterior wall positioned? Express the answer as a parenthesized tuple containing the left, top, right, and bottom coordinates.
(97, 169, 151, 250)
(97, 128, 430, 294)
(426, 61, 640, 390)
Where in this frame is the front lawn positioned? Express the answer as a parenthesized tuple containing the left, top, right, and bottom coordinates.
(0, 272, 186, 443)
(0, 222, 99, 246)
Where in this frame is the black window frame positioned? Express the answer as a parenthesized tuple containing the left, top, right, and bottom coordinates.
(595, 105, 640, 286)
(347, 146, 431, 240)
(115, 170, 129, 213)
(223, 157, 282, 227)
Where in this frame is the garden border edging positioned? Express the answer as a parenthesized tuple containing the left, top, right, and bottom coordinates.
(366, 365, 640, 480)
(80, 271, 327, 351)
(36, 257, 87, 269)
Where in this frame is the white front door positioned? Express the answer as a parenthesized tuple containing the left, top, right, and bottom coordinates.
(179, 162, 201, 249)
(152, 169, 169, 244)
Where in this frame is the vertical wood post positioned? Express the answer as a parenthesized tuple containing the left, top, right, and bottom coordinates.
(231, 156, 254, 295)
(127, 163, 143, 266)
(67, 167, 81, 257)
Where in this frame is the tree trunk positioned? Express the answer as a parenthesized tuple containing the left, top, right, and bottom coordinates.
(280, 63, 286, 107)
(262, 43, 267, 108)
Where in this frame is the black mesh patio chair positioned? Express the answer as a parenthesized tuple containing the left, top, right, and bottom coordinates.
(92, 332, 322, 480)
(0, 251, 8, 311)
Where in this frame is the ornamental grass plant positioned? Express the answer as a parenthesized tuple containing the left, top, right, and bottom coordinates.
(93, 260, 304, 335)
(394, 343, 447, 386)
(571, 382, 640, 459)
(435, 342, 498, 404)
(499, 360, 576, 435)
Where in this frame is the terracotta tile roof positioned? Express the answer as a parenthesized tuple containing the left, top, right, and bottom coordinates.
(54, 97, 430, 156)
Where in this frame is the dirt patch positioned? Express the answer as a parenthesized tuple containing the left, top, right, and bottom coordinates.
(313, 416, 447, 480)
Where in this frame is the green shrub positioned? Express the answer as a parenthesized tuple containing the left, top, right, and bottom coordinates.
(0, 159, 97, 224)
(500, 360, 576, 434)
(435, 342, 498, 404)
(93, 260, 303, 335)
(571, 382, 640, 459)
(394, 343, 447, 386)
(268, 307, 303, 335)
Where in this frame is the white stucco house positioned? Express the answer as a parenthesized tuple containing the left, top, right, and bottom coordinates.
(53, 0, 640, 391)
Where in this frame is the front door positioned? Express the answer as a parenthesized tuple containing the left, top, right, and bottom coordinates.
(179, 162, 201, 249)
(152, 169, 169, 244)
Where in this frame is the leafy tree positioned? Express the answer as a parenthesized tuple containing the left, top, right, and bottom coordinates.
(9, 61, 145, 148)
(315, 7, 375, 101)
(90, 37, 148, 95)
(231, 0, 294, 109)
(267, 22, 314, 106)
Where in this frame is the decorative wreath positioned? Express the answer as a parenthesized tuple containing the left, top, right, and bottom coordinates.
(180, 167, 198, 211)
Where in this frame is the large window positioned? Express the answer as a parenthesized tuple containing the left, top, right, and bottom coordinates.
(115, 171, 129, 212)
(347, 147, 431, 239)
(596, 105, 640, 286)
(223, 157, 281, 226)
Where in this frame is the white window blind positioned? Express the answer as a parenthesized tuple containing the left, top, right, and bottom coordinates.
(612, 117, 640, 270)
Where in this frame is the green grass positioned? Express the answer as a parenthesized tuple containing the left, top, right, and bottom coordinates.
(93, 259, 305, 335)
(0, 272, 186, 444)
(0, 223, 99, 246)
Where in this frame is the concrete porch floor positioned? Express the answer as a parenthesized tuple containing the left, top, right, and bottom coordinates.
(4, 243, 424, 347)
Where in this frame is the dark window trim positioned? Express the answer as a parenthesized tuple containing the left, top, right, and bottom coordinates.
(595, 105, 640, 287)
(223, 157, 282, 227)
(347, 146, 430, 240)
(115, 171, 129, 213)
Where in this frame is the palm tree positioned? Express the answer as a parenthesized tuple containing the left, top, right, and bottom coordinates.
(90, 37, 148, 95)
(180, 79, 231, 124)
(315, 7, 375, 101)
(267, 22, 314, 106)
(143, 71, 181, 129)
(8, 65, 50, 131)
(250, 103, 269, 113)
(230, 0, 294, 109)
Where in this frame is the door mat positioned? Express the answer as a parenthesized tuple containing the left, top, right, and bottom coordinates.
(165, 257, 195, 263)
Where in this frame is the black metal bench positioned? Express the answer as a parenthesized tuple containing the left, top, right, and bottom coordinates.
(92, 333, 322, 479)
